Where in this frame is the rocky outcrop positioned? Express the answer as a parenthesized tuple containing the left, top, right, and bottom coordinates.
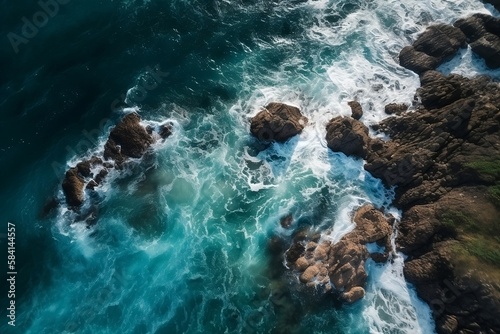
(384, 103, 408, 115)
(324, 17, 500, 331)
(323, 14, 500, 331)
(62, 168, 85, 208)
(286, 204, 393, 303)
(455, 14, 500, 69)
(61, 113, 172, 211)
(399, 24, 466, 74)
(395, 187, 500, 333)
(325, 116, 371, 159)
(250, 102, 308, 142)
(104, 113, 154, 163)
(399, 14, 500, 73)
(61, 156, 104, 208)
(348, 101, 363, 120)
(365, 72, 499, 209)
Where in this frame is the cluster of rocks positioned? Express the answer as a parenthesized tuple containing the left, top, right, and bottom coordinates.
(248, 12, 500, 333)
(250, 102, 308, 142)
(325, 70, 500, 210)
(324, 13, 500, 334)
(62, 113, 172, 212)
(399, 14, 500, 73)
(284, 205, 393, 303)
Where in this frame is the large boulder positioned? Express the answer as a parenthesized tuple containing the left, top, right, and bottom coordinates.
(348, 101, 363, 120)
(62, 168, 85, 208)
(104, 112, 154, 162)
(384, 103, 408, 115)
(399, 24, 466, 73)
(325, 116, 371, 159)
(341, 287, 366, 304)
(250, 102, 308, 142)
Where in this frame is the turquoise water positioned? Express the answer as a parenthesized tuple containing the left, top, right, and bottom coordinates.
(1, 0, 498, 333)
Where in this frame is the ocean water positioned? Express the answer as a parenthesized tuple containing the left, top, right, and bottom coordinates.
(1, 1, 499, 333)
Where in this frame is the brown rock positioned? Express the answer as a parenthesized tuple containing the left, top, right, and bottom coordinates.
(351, 204, 392, 244)
(300, 265, 320, 283)
(399, 24, 466, 74)
(437, 315, 459, 334)
(86, 180, 98, 190)
(289, 205, 391, 302)
(342, 287, 366, 303)
(325, 116, 371, 159)
(348, 101, 363, 120)
(104, 113, 154, 162)
(295, 257, 309, 271)
(62, 168, 85, 208)
(403, 243, 454, 284)
(286, 241, 305, 264)
(250, 102, 308, 142)
(314, 242, 330, 261)
(385, 103, 408, 115)
(399, 46, 439, 74)
(370, 253, 389, 263)
(306, 241, 318, 251)
(94, 169, 108, 185)
(455, 14, 500, 68)
(159, 123, 173, 139)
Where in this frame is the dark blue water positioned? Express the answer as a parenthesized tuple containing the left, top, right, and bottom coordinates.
(1, 0, 498, 333)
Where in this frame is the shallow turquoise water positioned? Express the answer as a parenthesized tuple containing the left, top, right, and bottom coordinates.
(1, 0, 498, 333)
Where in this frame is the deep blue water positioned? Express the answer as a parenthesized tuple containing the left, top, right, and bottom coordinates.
(1, 1, 499, 333)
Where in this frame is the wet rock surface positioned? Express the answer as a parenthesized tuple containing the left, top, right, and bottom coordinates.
(399, 14, 500, 72)
(285, 205, 393, 304)
(61, 113, 172, 214)
(348, 101, 363, 120)
(326, 15, 500, 331)
(103, 113, 154, 163)
(325, 116, 371, 159)
(455, 13, 500, 69)
(399, 24, 466, 74)
(250, 102, 308, 142)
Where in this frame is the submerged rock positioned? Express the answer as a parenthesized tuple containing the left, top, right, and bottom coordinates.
(250, 102, 308, 142)
(280, 214, 293, 229)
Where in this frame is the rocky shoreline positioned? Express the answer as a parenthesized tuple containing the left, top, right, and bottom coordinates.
(250, 12, 500, 334)
(326, 13, 500, 334)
